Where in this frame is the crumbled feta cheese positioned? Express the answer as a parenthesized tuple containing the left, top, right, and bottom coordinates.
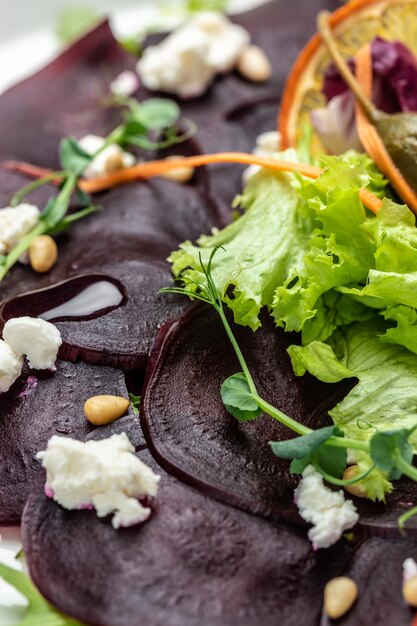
(243, 130, 281, 182)
(78, 134, 135, 179)
(110, 70, 140, 97)
(0, 340, 23, 393)
(404, 558, 417, 583)
(37, 433, 160, 529)
(137, 11, 250, 98)
(0, 204, 40, 254)
(295, 465, 359, 550)
(3, 317, 62, 370)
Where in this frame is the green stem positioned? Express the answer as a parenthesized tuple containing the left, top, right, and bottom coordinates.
(10, 171, 65, 207)
(217, 305, 258, 395)
(215, 293, 372, 450)
(327, 435, 370, 453)
(0, 172, 78, 282)
(396, 455, 417, 482)
(256, 396, 312, 436)
(58, 173, 77, 206)
(0, 220, 47, 281)
(314, 462, 375, 487)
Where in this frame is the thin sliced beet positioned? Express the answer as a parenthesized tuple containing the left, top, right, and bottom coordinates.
(141, 305, 346, 524)
(335, 537, 417, 625)
(87, 415, 146, 450)
(142, 305, 417, 537)
(0, 21, 134, 167)
(22, 449, 349, 626)
(0, 274, 126, 324)
(0, 360, 130, 524)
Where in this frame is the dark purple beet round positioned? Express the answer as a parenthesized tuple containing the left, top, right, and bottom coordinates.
(0, 360, 130, 524)
(22, 449, 349, 626)
(141, 305, 349, 524)
(0, 274, 127, 324)
(142, 304, 417, 538)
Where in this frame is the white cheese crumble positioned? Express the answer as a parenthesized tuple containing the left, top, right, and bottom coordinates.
(0, 340, 23, 393)
(295, 465, 359, 550)
(37, 433, 160, 529)
(137, 11, 250, 98)
(0, 204, 40, 255)
(110, 70, 140, 97)
(403, 558, 417, 583)
(78, 134, 135, 179)
(3, 317, 62, 370)
(243, 130, 281, 182)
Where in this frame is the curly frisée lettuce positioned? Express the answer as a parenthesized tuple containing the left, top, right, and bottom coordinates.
(168, 150, 417, 500)
(289, 321, 417, 499)
(170, 160, 308, 330)
(170, 150, 387, 332)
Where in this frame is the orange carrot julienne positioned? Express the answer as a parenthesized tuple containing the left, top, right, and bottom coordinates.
(3, 161, 55, 180)
(355, 44, 417, 215)
(79, 153, 323, 193)
(2, 152, 382, 214)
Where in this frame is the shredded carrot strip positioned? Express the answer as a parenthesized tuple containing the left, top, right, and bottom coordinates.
(355, 44, 417, 215)
(3, 161, 55, 180)
(79, 153, 323, 193)
(359, 188, 382, 213)
(2, 152, 382, 214)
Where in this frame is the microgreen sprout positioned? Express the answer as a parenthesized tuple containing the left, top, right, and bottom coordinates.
(129, 393, 141, 416)
(162, 246, 417, 503)
(1, 94, 196, 282)
(103, 95, 196, 151)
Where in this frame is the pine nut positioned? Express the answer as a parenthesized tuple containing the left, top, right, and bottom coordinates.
(324, 577, 358, 619)
(161, 156, 195, 183)
(84, 395, 130, 426)
(29, 235, 58, 273)
(105, 152, 125, 173)
(343, 465, 368, 498)
(236, 45, 272, 83)
(403, 576, 417, 607)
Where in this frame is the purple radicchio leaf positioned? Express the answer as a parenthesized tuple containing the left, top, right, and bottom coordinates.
(311, 37, 417, 154)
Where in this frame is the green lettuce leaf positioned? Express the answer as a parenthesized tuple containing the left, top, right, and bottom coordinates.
(170, 151, 385, 331)
(0, 561, 85, 626)
(288, 320, 417, 499)
(169, 168, 309, 329)
(272, 153, 379, 331)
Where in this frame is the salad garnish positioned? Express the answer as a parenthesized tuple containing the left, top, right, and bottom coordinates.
(161, 143, 417, 505)
(161, 245, 417, 504)
(0, 96, 195, 282)
(318, 11, 417, 212)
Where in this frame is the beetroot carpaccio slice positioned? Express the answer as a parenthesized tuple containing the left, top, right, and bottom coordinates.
(0, 175, 219, 368)
(22, 449, 349, 626)
(0, 360, 131, 524)
(141, 305, 350, 524)
(142, 305, 417, 537)
(87, 415, 146, 450)
(0, 22, 134, 166)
